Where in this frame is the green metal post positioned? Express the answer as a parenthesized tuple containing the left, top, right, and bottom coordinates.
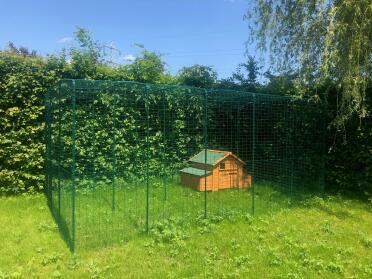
(45, 90, 51, 201)
(251, 94, 256, 215)
(320, 105, 327, 195)
(236, 99, 241, 191)
(290, 103, 295, 198)
(162, 89, 167, 201)
(92, 93, 96, 191)
(57, 84, 61, 216)
(204, 89, 208, 219)
(71, 80, 77, 253)
(145, 86, 150, 233)
(236, 100, 240, 158)
(112, 89, 117, 210)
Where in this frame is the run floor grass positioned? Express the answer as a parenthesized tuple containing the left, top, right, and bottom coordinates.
(0, 183, 371, 278)
(51, 179, 292, 250)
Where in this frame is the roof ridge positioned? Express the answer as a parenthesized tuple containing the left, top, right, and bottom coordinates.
(189, 149, 245, 166)
(206, 149, 228, 153)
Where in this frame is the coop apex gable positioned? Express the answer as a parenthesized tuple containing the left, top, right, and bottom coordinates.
(189, 149, 245, 166)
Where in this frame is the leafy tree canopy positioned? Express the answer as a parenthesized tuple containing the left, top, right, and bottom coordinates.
(126, 49, 166, 83)
(42, 28, 170, 84)
(262, 71, 298, 96)
(246, 0, 372, 125)
(6, 42, 38, 58)
(217, 56, 261, 92)
(233, 56, 261, 85)
(177, 65, 217, 88)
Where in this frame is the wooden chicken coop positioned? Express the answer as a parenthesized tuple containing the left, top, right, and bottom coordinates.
(179, 149, 252, 191)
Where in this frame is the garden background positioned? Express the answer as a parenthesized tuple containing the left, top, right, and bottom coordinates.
(1, 28, 371, 199)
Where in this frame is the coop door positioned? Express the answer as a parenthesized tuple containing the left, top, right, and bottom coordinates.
(218, 172, 230, 189)
(230, 172, 238, 188)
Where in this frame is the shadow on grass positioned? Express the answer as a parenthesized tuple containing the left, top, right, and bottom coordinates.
(46, 193, 75, 252)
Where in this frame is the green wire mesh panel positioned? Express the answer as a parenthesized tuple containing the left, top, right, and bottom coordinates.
(46, 80, 75, 249)
(45, 79, 325, 251)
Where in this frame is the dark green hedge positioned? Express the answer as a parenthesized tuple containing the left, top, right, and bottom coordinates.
(326, 93, 372, 195)
(0, 53, 57, 193)
(0, 52, 371, 196)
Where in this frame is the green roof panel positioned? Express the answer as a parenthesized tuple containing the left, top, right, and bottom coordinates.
(189, 150, 227, 165)
(180, 167, 211, 177)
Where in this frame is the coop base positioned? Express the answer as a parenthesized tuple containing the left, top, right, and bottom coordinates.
(180, 173, 252, 192)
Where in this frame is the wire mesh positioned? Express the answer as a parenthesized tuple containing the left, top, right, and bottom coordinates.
(45, 79, 325, 251)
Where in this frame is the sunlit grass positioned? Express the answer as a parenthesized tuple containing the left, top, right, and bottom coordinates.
(0, 184, 371, 278)
(54, 178, 293, 250)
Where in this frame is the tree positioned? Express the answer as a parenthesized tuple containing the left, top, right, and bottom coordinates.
(177, 65, 217, 88)
(216, 56, 261, 92)
(217, 78, 240, 90)
(246, 0, 372, 125)
(126, 49, 166, 83)
(6, 42, 38, 57)
(262, 71, 297, 96)
(73, 27, 102, 63)
(232, 56, 261, 91)
(233, 56, 260, 84)
(63, 27, 103, 78)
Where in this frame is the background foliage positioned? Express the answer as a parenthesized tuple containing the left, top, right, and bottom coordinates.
(0, 53, 56, 194)
(0, 25, 371, 197)
(246, 0, 372, 126)
(0, 29, 174, 194)
(245, 0, 372, 196)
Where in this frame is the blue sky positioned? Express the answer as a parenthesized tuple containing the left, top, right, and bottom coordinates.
(0, 0, 261, 79)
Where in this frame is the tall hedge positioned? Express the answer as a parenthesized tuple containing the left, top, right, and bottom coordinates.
(0, 53, 58, 194)
(326, 88, 372, 195)
(0, 51, 371, 196)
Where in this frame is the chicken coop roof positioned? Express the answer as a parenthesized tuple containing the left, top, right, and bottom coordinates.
(189, 150, 227, 165)
(189, 149, 244, 166)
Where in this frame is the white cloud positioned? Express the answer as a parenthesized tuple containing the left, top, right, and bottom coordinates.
(57, 37, 73, 43)
(123, 54, 136, 62)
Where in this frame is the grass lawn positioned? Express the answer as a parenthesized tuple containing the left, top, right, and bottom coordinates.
(0, 184, 371, 278)
(50, 178, 295, 251)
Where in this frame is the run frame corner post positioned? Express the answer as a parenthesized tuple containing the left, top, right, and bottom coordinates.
(57, 83, 62, 217)
(203, 89, 208, 219)
(45, 88, 52, 202)
(111, 86, 117, 211)
(251, 93, 256, 216)
(290, 100, 295, 199)
(145, 85, 150, 233)
(320, 102, 327, 196)
(161, 88, 167, 202)
(71, 80, 77, 253)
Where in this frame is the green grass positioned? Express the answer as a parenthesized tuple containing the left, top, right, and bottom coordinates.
(0, 184, 371, 278)
(53, 178, 292, 250)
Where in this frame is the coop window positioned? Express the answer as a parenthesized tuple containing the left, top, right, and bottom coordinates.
(220, 162, 225, 169)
